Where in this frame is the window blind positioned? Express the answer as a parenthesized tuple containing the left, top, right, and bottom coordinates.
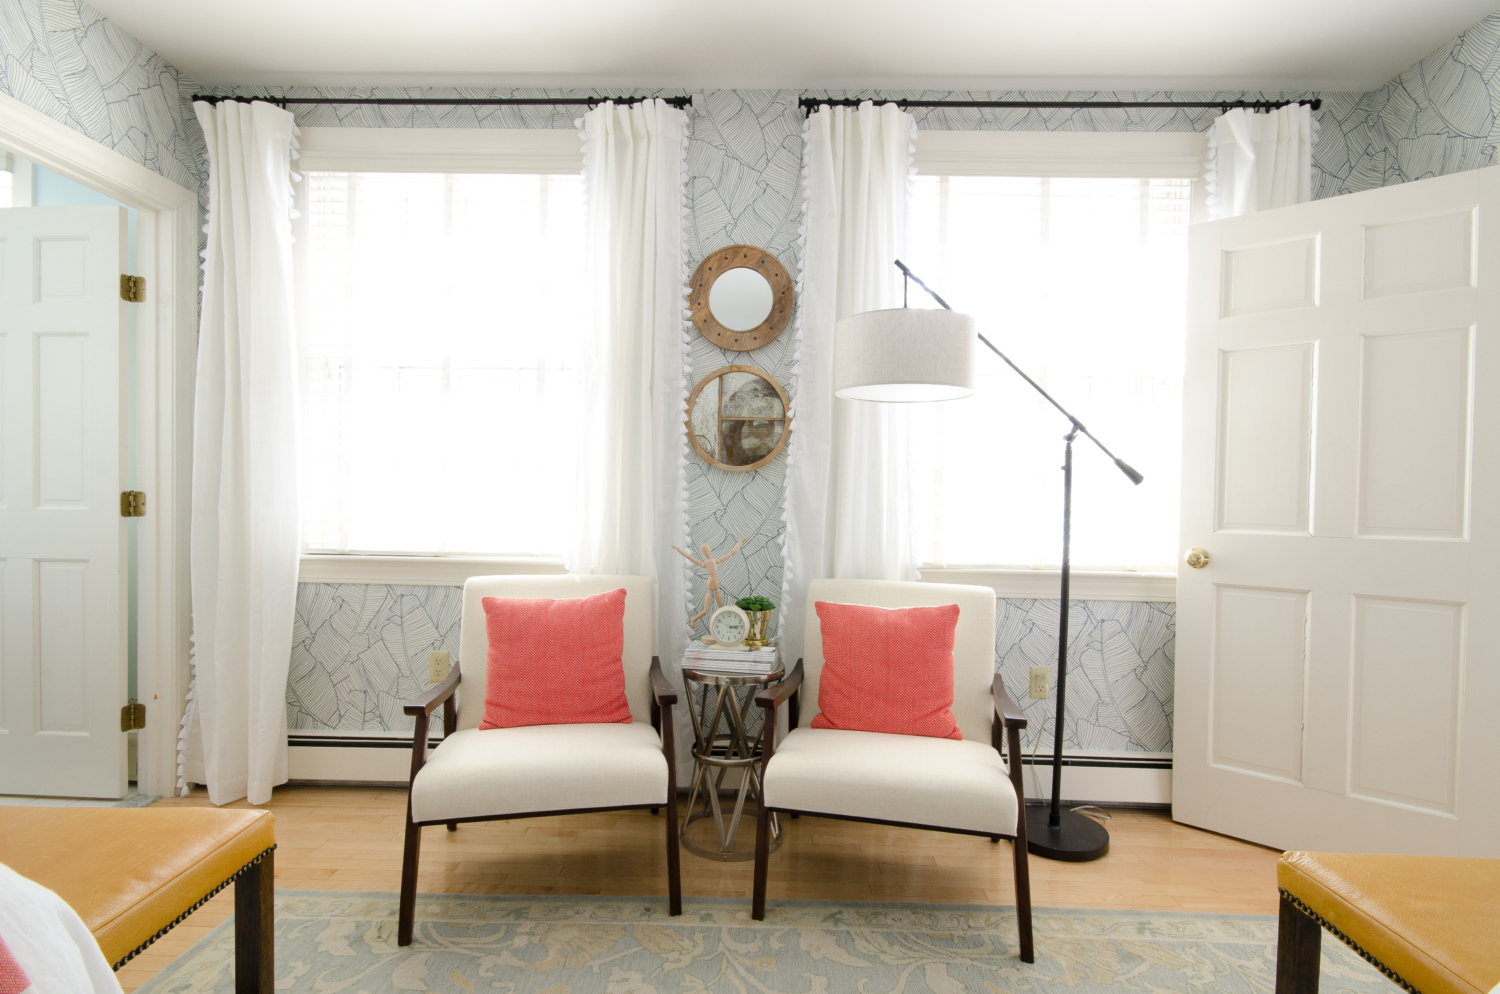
(298, 170, 586, 556)
(906, 175, 1191, 571)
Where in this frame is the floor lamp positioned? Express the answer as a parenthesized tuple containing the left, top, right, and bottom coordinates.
(833, 260, 1144, 861)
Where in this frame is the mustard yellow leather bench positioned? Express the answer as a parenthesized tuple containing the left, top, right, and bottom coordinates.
(1277, 851, 1500, 994)
(0, 807, 276, 992)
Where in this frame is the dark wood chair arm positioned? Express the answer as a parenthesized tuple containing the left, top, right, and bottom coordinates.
(404, 664, 461, 783)
(754, 661, 804, 711)
(404, 664, 461, 717)
(992, 673, 1031, 804)
(649, 656, 677, 707)
(753, 660, 804, 769)
(993, 672, 1027, 729)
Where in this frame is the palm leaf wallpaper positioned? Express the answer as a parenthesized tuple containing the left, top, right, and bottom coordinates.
(286, 581, 1174, 758)
(0, 0, 197, 188)
(9, 0, 1500, 756)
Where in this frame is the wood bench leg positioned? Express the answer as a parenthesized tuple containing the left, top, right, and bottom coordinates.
(234, 850, 274, 994)
(1276, 892, 1322, 994)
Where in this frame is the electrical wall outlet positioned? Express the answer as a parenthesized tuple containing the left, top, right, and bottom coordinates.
(1029, 665, 1050, 700)
(428, 650, 450, 683)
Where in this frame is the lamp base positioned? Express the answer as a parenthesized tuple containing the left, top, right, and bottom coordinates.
(1025, 803, 1110, 862)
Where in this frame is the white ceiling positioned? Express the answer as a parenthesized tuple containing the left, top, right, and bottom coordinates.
(90, 0, 1500, 93)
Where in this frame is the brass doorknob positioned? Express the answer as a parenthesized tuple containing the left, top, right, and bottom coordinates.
(1185, 548, 1210, 569)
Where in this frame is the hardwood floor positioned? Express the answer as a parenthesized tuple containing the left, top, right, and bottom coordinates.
(116, 786, 1281, 992)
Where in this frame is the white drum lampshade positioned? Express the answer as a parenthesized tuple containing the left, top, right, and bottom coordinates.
(834, 308, 976, 402)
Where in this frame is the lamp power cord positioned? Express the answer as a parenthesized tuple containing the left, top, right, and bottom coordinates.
(1023, 683, 1113, 829)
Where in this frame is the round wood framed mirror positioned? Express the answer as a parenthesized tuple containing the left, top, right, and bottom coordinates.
(686, 365, 791, 472)
(689, 245, 794, 351)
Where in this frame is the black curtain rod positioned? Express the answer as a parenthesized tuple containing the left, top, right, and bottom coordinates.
(191, 94, 692, 109)
(798, 97, 1320, 116)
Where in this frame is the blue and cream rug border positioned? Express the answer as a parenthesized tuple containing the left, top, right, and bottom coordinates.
(135, 891, 1393, 993)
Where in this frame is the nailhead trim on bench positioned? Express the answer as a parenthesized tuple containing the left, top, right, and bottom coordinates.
(1279, 888, 1421, 994)
(110, 845, 277, 972)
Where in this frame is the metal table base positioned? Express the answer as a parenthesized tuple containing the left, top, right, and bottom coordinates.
(681, 666, 783, 862)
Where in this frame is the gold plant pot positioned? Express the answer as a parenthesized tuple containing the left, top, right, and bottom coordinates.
(744, 610, 772, 647)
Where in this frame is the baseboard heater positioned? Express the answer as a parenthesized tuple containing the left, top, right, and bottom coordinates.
(288, 734, 438, 784)
(1020, 754, 1171, 769)
(1018, 753, 1172, 806)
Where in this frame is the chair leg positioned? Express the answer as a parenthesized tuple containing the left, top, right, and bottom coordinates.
(1011, 834, 1034, 964)
(233, 849, 274, 993)
(1276, 892, 1322, 994)
(752, 799, 771, 920)
(665, 792, 682, 916)
(398, 803, 422, 947)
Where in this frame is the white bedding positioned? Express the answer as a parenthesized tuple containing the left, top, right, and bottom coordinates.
(0, 863, 121, 994)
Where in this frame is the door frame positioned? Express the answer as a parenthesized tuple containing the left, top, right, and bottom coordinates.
(0, 92, 197, 798)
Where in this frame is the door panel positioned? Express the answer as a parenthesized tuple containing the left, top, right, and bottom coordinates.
(37, 332, 89, 507)
(1348, 595, 1463, 815)
(1216, 343, 1315, 533)
(1220, 236, 1320, 316)
(1209, 584, 1307, 783)
(36, 237, 89, 302)
(1177, 167, 1500, 855)
(0, 206, 126, 798)
(1362, 210, 1474, 299)
(1356, 328, 1471, 538)
(38, 559, 89, 732)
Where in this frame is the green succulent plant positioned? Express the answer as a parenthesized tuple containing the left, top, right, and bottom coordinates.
(736, 595, 776, 612)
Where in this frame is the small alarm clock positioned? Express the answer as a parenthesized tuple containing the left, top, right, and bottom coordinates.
(707, 604, 752, 649)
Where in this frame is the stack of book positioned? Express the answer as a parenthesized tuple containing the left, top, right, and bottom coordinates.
(681, 640, 780, 675)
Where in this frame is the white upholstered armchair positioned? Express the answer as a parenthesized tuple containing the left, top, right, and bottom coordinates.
(751, 578, 1033, 962)
(398, 575, 681, 945)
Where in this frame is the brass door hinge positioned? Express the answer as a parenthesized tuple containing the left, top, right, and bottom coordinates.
(120, 274, 146, 302)
(120, 491, 146, 517)
(121, 699, 146, 731)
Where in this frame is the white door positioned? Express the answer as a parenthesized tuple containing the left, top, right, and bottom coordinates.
(0, 206, 129, 799)
(1175, 167, 1500, 856)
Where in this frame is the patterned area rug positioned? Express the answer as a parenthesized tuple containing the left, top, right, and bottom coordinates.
(135, 892, 1392, 993)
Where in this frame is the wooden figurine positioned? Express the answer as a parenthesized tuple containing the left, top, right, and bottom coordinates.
(673, 537, 750, 629)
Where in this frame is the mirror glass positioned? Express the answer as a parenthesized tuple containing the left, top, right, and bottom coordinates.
(687, 365, 792, 472)
(719, 370, 785, 466)
(690, 376, 720, 461)
(709, 267, 774, 331)
(723, 420, 784, 466)
(721, 371, 784, 418)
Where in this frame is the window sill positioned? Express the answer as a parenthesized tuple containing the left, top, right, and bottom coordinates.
(298, 554, 568, 586)
(918, 567, 1176, 602)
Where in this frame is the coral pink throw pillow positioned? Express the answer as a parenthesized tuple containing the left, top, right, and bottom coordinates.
(811, 600, 963, 740)
(478, 588, 633, 729)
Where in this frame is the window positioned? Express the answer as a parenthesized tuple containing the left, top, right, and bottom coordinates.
(906, 142, 1195, 572)
(296, 167, 585, 556)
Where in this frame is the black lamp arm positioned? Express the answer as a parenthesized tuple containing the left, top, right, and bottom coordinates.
(894, 259, 1144, 486)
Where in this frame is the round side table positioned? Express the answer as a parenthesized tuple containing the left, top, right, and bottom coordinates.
(680, 665, 784, 861)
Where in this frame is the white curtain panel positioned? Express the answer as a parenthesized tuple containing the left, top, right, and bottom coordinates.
(1206, 104, 1315, 219)
(779, 102, 919, 666)
(179, 100, 301, 805)
(572, 98, 692, 746)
